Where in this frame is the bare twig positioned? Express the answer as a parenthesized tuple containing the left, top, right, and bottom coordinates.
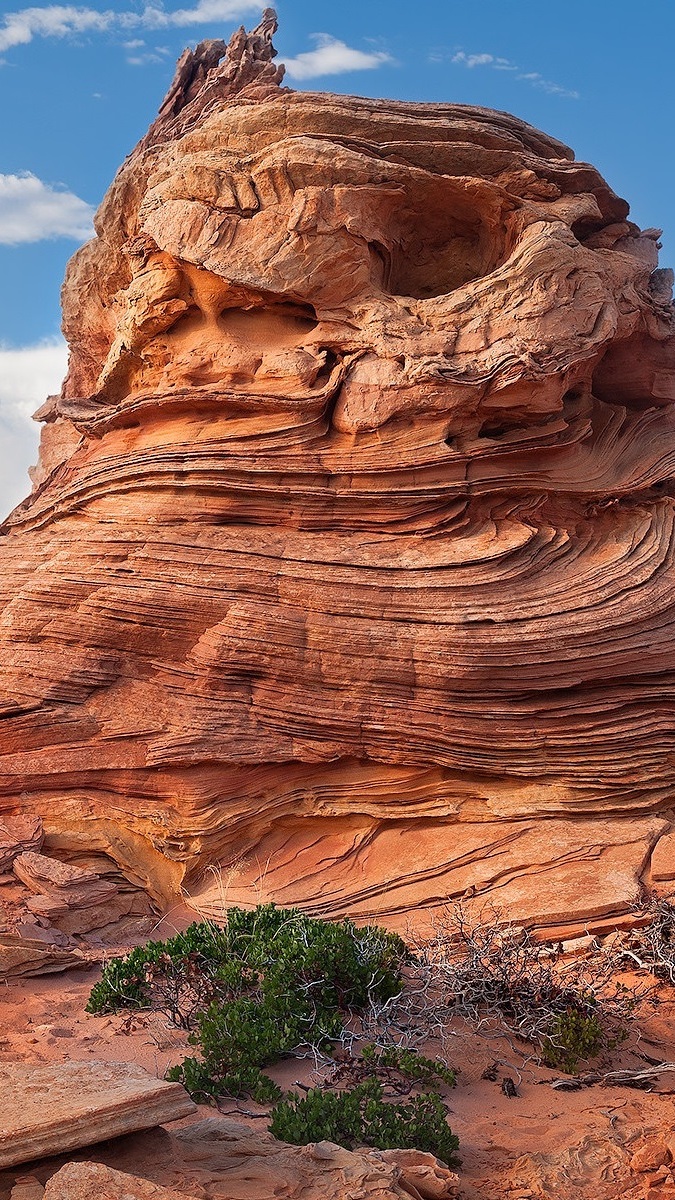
(549, 1062, 675, 1090)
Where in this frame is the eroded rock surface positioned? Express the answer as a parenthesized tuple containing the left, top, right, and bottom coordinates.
(38, 1136, 460, 1200)
(14, 1120, 460, 1200)
(0, 11, 674, 933)
(0, 817, 43, 872)
(0, 933, 84, 978)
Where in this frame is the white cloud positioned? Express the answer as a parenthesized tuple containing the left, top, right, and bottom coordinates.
(516, 71, 579, 98)
(126, 42, 172, 65)
(0, 5, 396, 80)
(144, 1, 260, 28)
(0, 172, 95, 245)
(0, 5, 112, 52)
(452, 51, 496, 69)
(446, 48, 579, 100)
(280, 34, 393, 80)
(0, 2, 261, 54)
(0, 338, 68, 518)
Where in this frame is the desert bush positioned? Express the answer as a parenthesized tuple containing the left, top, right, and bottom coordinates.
(86, 921, 230, 1026)
(87, 903, 407, 1102)
(326, 1043, 456, 1094)
(269, 1078, 460, 1166)
(540, 1008, 609, 1073)
(405, 903, 636, 1073)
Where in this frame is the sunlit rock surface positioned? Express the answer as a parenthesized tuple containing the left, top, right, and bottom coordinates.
(1, 11, 674, 935)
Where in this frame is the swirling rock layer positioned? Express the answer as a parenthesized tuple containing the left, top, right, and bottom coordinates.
(1, 14, 674, 934)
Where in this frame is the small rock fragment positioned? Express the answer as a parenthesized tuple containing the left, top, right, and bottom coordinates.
(630, 1140, 671, 1173)
(10, 1176, 45, 1200)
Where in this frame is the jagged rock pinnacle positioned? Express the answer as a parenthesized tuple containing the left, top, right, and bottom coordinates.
(142, 7, 285, 148)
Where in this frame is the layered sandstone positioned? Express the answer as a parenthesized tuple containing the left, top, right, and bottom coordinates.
(1, 12, 674, 934)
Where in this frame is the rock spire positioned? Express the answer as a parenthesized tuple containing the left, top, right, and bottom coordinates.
(143, 7, 285, 147)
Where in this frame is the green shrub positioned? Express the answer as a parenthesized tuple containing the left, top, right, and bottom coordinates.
(86, 922, 231, 1024)
(540, 1005, 626, 1073)
(359, 1044, 456, 1089)
(87, 904, 407, 1102)
(269, 1079, 460, 1167)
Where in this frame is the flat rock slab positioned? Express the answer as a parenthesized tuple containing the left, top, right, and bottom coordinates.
(13, 853, 118, 909)
(0, 1061, 197, 1169)
(0, 934, 84, 978)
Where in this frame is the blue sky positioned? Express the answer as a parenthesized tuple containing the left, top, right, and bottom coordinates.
(0, 0, 673, 514)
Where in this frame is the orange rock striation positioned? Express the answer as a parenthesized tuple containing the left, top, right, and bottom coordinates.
(1, 11, 674, 935)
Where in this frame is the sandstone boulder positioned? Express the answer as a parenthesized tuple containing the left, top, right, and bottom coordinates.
(0, 1061, 197, 1169)
(43, 1162, 193, 1200)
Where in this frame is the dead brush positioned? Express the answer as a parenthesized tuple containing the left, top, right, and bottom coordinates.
(616, 897, 675, 985)
(373, 902, 646, 1073)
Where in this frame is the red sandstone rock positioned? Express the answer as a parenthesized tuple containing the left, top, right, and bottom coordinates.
(43, 1162, 192, 1199)
(13, 852, 118, 908)
(0, 933, 83, 977)
(630, 1140, 671, 1172)
(9, 1180, 44, 1200)
(0, 12, 674, 934)
(0, 817, 43, 871)
(24, 893, 69, 919)
(40, 1141, 459, 1200)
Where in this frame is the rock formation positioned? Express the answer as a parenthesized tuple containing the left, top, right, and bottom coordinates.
(35, 1136, 460, 1200)
(0, 12, 674, 935)
(15, 1122, 459, 1199)
(0, 933, 84, 978)
(0, 816, 43, 871)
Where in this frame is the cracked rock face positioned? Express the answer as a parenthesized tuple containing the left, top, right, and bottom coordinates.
(1, 12, 674, 935)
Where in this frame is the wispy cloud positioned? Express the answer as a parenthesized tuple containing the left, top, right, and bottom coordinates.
(0, 337, 68, 518)
(280, 34, 393, 80)
(0, 173, 94, 244)
(435, 47, 579, 100)
(123, 38, 172, 66)
(151, 1, 259, 27)
(0, 3, 261, 55)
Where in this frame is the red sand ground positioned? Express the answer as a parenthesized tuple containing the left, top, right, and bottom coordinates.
(1, 903, 675, 1200)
